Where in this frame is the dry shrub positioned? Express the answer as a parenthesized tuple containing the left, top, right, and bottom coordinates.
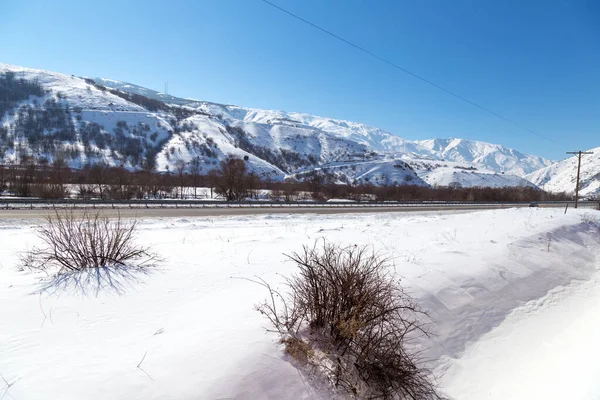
(281, 337, 314, 365)
(21, 210, 158, 292)
(255, 241, 443, 399)
(581, 212, 598, 225)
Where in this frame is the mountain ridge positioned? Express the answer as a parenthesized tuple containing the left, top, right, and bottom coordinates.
(0, 63, 548, 189)
(94, 75, 552, 176)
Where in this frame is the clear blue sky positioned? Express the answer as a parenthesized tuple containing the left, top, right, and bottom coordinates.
(1, 0, 598, 160)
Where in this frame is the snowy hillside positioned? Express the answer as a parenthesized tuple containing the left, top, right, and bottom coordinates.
(406, 158, 536, 188)
(173, 101, 552, 176)
(0, 63, 548, 188)
(414, 138, 553, 176)
(525, 147, 600, 196)
(94, 79, 553, 177)
(95, 79, 553, 176)
(94, 77, 199, 107)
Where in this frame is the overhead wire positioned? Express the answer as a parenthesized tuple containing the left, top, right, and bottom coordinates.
(259, 0, 552, 142)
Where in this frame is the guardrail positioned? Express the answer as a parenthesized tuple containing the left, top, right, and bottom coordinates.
(0, 198, 587, 210)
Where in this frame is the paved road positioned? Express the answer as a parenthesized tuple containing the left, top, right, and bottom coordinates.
(0, 203, 587, 219)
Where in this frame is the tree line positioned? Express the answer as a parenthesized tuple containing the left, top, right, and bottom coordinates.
(0, 155, 570, 203)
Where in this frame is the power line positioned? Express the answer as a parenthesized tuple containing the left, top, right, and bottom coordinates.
(259, 0, 551, 141)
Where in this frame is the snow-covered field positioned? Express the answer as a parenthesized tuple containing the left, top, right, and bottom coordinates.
(1, 208, 600, 399)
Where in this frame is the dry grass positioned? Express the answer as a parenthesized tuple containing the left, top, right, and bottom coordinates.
(281, 337, 314, 365)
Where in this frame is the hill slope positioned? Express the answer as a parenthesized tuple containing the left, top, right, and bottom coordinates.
(525, 147, 600, 196)
(0, 63, 548, 188)
(414, 138, 552, 176)
(95, 77, 553, 177)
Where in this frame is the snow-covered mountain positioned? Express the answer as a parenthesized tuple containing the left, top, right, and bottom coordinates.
(95, 77, 553, 176)
(413, 138, 552, 176)
(0, 63, 551, 188)
(525, 147, 600, 196)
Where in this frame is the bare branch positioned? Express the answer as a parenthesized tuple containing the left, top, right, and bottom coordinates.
(136, 351, 154, 382)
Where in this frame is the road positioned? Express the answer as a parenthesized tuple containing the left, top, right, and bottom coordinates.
(0, 203, 589, 219)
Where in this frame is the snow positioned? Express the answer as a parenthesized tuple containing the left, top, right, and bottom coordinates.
(1, 208, 599, 399)
(0, 63, 552, 187)
(111, 84, 554, 178)
(292, 157, 428, 186)
(155, 115, 285, 178)
(209, 105, 553, 176)
(408, 158, 536, 188)
(94, 77, 197, 107)
(0, 63, 173, 169)
(0, 63, 143, 113)
(526, 147, 600, 196)
(91, 70, 555, 177)
(415, 138, 553, 176)
(441, 275, 600, 399)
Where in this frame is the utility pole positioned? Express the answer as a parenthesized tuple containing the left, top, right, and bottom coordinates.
(566, 151, 593, 208)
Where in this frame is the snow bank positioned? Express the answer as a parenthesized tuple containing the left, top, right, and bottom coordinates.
(0, 208, 599, 399)
(441, 274, 600, 399)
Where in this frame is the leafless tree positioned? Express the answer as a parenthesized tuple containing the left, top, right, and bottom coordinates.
(190, 156, 202, 198)
(282, 179, 299, 202)
(175, 159, 186, 199)
(269, 187, 284, 201)
(0, 165, 7, 193)
(207, 169, 219, 199)
(214, 155, 250, 201)
(89, 163, 107, 199)
(106, 165, 134, 200)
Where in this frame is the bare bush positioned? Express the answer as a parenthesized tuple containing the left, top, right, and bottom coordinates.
(255, 241, 443, 399)
(581, 212, 598, 225)
(21, 210, 158, 292)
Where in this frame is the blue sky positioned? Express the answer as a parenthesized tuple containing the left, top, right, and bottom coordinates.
(1, 0, 598, 160)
